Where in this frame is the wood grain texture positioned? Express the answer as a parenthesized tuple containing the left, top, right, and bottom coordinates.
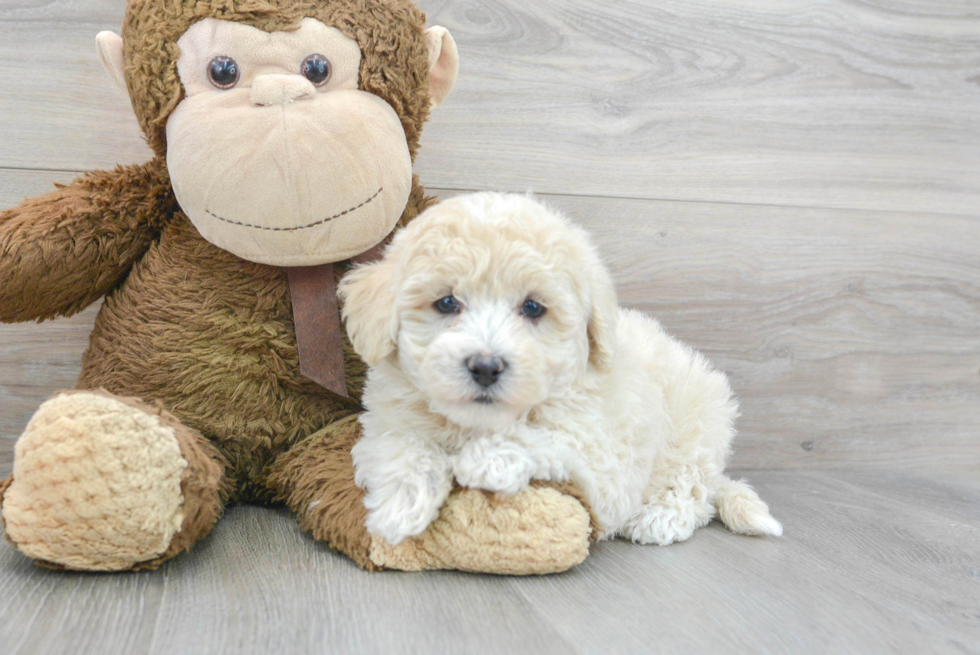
(419, 0, 980, 214)
(1, 1, 979, 214)
(0, 1, 151, 170)
(504, 469, 980, 655)
(1, 4, 978, 652)
(0, 470, 977, 654)
(515, 192, 980, 473)
(3, 175, 976, 473)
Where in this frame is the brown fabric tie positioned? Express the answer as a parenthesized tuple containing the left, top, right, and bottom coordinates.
(287, 244, 386, 397)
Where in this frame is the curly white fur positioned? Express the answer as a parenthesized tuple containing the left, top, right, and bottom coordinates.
(340, 192, 782, 546)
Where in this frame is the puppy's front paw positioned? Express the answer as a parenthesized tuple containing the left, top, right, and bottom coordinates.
(363, 476, 449, 546)
(453, 437, 537, 496)
(531, 455, 572, 483)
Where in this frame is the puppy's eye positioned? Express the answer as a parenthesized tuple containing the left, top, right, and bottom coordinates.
(434, 295, 461, 314)
(207, 56, 240, 89)
(521, 298, 546, 319)
(301, 54, 331, 87)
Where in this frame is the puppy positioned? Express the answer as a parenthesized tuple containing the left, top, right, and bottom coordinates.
(339, 192, 782, 547)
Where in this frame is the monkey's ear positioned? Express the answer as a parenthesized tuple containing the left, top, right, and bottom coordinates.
(96, 31, 127, 92)
(424, 27, 459, 110)
(338, 258, 399, 366)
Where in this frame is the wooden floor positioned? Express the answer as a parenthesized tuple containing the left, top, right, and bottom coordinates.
(0, 470, 976, 655)
(1, 0, 978, 653)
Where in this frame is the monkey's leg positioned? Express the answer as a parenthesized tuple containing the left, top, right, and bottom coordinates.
(0, 391, 227, 571)
(266, 416, 599, 574)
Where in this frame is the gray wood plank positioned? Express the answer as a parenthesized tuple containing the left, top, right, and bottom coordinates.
(4, 175, 976, 473)
(1, 470, 977, 654)
(2, 4, 978, 654)
(1, 1, 979, 214)
(0, 0, 152, 171)
(503, 469, 980, 655)
(519, 193, 980, 473)
(0, 169, 80, 205)
(147, 508, 572, 655)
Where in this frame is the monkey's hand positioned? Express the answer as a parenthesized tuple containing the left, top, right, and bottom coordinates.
(0, 159, 174, 322)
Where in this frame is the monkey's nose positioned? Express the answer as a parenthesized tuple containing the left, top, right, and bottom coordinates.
(466, 355, 507, 388)
(250, 74, 317, 107)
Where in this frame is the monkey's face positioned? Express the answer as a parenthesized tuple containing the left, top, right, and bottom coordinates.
(98, 10, 457, 267)
(161, 18, 409, 266)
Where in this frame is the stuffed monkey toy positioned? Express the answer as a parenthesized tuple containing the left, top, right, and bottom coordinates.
(0, 0, 597, 573)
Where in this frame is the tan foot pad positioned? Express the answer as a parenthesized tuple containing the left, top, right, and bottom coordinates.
(2, 392, 188, 570)
(368, 486, 593, 575)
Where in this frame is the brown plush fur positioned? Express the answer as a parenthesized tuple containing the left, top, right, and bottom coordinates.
(0, 0, 595, 572)
(0, 475, 11, 537)
(122, 0, 433, 160)
(265, 414, 377, 569)
(75, 176, 432, 503)
(0, 162, 175, 322)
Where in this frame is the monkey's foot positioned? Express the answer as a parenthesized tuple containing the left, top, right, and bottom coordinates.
(269, 417, 597, 575)
(367, 482, 596, 575)
(0, 391, 224, 571)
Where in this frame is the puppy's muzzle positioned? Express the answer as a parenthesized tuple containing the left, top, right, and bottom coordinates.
(465, 355, 507, 389)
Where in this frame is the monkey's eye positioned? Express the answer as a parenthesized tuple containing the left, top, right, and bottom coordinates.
(521, 299, 546, 319)
(434, 295, 461, 315)
(207, 56, 240, 90)
(301, 54, 331, 87)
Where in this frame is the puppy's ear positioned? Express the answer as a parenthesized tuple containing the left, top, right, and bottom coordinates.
(585, 253, 619, 373)
(338, 258, 399, 365)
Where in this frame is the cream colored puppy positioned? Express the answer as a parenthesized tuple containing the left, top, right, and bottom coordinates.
(339, 192, 782, 547)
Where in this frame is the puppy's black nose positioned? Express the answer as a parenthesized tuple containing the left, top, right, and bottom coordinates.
(466, 355, 507, 388)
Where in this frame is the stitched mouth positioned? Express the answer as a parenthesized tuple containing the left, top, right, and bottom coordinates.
(205, 187, 383, 232)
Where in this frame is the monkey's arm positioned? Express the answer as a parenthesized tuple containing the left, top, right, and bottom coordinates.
(0, 161, 174, 322)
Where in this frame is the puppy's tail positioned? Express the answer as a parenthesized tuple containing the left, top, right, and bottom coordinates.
(712, 476, 783, 537)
